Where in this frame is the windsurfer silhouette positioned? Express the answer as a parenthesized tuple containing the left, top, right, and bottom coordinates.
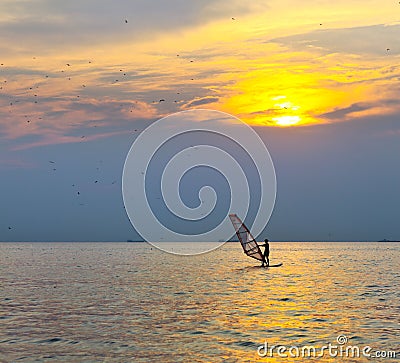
(260, 239, 270, 267)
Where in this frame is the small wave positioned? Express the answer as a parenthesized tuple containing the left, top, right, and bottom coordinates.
(37, 337, 62, 344)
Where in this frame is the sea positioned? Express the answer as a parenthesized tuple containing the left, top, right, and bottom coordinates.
(0, 242, 399, 362)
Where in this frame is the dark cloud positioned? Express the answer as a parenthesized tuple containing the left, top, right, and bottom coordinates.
(0, 0, 265, 51)
(0, 66, 50, 77)
(319, 98, 400, 122)
(185, 97, 219, 107)
(319, 103, 371, 120)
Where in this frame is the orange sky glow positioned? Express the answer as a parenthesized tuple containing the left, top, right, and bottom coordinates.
(1, 0, 400, 147)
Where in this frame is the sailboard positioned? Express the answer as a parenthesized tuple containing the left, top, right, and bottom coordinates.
(229, 214, 282, 267)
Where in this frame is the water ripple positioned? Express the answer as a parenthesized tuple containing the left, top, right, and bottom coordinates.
(0, 242, 398, 362)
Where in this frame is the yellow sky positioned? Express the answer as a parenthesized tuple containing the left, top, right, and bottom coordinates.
(1, 0, 400, 144)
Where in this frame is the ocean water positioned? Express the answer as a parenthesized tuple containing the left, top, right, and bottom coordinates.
(0, 242, 399, 362)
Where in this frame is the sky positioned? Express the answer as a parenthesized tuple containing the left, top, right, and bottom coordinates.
(1, 0, 400, 242)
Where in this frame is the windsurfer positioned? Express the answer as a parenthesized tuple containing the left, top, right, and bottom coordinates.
(260, 239, 270, 267)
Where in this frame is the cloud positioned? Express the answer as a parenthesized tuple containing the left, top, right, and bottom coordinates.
(0, 0, 268, 51)
(0, 93, 157, 149)
(0, 156, 35, 169)
(270, 23, 400, 56)
(319, 99, 400, 122)
(184, 96, 219, 107)
(11, 129, 129, 151)
(319, 103, 371, 120)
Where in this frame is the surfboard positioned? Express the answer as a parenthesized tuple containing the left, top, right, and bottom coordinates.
(266, 262, 283, 267)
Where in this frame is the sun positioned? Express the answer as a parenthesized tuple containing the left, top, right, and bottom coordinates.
(219, 68, 348, 127)
(272, 115, 301, 126)
(269, 96, 302, 126)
